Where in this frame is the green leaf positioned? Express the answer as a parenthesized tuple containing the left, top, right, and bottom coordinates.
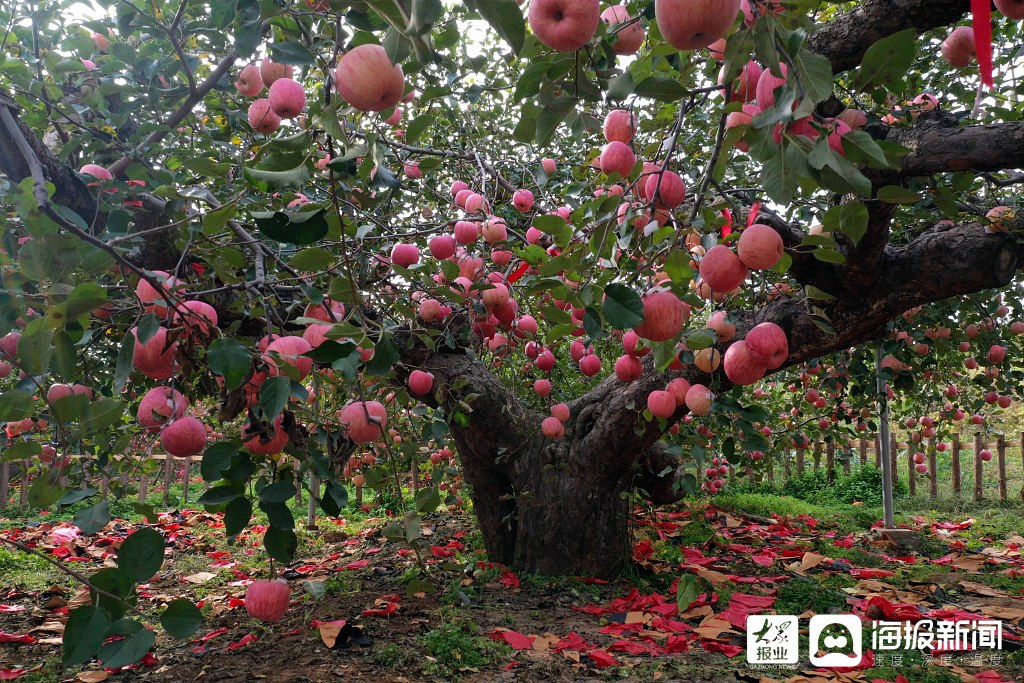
(96, 621, 155, 669)
(224, 496, 252, 537)
(117, 527, 166, 583)
(17, 320, 53, 375)
(0, 390, 33, 421)
(813, 248, 846, 264)
(160, 599, 203, 639)
(791, 48, 834, 106)
(63, 606, 111, 666)
(112, 332, 135, 395)
(197, 485, 240, 506)
(202, 203, 236, 235)
(259, 480, 296, 504)
(464, 0, 525, 54)
(415, 486, 441, 513)
(233, 0, 263, 58)
(54, 283, 107, 321)
(851, 29, 917, 91)
(252, 209, 329, 246)
(1, 440, 40, 462)
(259, 375, 291, 420)
(201, 441, 240, 482)
(633, 75, 687, 102)
(761, 142, 807, 204)
(264, 526, 297, 563)
(686, 330, 716, 350)
(602, 284, 644, 329)
(81, 399, 125, 434)
(74, 500, 111, 535)
(28, 469, 64, 509)
(289, 247, 334, 272)
(365, 334, 400, 376)
(675, 574, 704, 612)
(207, 338, 252, 391)
(58, 486, 97, 506)
(827, 202, 869, 246)
(269, 41, 315, 66)
(876, 185, 921, 204)
(840, 130, 891, 169)
(90, 568, 136, 620)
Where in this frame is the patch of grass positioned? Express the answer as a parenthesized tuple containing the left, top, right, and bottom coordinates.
(774, 575, 855, 616)
(712, 492, 882, 533)
(0, 546, 67, 590)
(7, 658, 63, 683)
(419, 619, 512, 678)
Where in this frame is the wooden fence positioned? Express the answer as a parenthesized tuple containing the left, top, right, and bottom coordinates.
(751, 433, 1022, 502)
(1, 432, 1021, 524)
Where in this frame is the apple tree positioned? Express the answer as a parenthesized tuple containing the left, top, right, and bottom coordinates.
(2, 0, 1024, 590)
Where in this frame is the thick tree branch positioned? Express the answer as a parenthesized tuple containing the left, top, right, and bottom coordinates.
(809, 0, 969, 73)
(888, 117, 1024, 179)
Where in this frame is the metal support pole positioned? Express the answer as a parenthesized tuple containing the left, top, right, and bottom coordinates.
(876, 346, 895, 528)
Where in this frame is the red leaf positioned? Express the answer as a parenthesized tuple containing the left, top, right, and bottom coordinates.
(701, 640, 743, 657)
(751, 551, 775, 566)
(497, 570, 520, 589)
(849, 568, 894, 579)
(198, 628, 229, 642)
(0, 605, 25, 612)
(344, 560, 370, 570)
(0, 670, 26, 680)
(225, 634, 257, 651)
(586, 649, 618, 667)
(0, 632, 35, 644)
(490, 629, 534, 650)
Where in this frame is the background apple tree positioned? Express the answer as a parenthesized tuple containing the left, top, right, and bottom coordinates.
(3, 0, 1024, 637)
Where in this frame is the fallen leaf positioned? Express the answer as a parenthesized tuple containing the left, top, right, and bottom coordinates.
(75, 672, 110, 682)
(183, 572, 217, 584)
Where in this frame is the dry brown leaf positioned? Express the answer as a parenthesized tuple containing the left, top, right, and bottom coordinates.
(695, 568, 730, 585)
(560, 649, 580, 663)
(949, 555, 987, 572)
(975, 605, 1024, 622)
(958, 580, 1006, 597)
(183, 572, 217, 584)
(531, 633, 560, 652)
(75, 672, 109, 682)
(625, 611, 651, 624)
(801, 552, 829, 570)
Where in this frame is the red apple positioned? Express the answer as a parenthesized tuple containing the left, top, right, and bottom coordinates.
(699, 244, 748, 292)
(601, 5, 645, 55)
(655, 0, 741, 51)
(723, 340, 766, 385)
(248, 98, 281, 134)
(161, 417, 207, 458)
(941, 26, 976, 68)
(600, 141, 636, 178)
(604, 109, 638, 143)
(391, 243, 420, 268)
(335, 44, 405, 113)
(408, 370, 434, 395)
(339, 401, 387, 443)
(541, 416, 565, 439)
(755, 63, 788, 109)
(633, 290, 686, 342)
(259, 58, 292, 86)
(685, 384, 714, 415)
(644, 170, 686, 209)
(513, 189, 535, 212)
(614, 354, 643, 382)
(647, 390, 676, 418)
(737, 223, 783, 270)
(267, 78, 306, 119)
(235, 64, 264, 97)
(529, 0, 601, 52)
(245, 579, 290, 622)
(138, 386, 188, 432)
(745, 322, 788, 369)
(995, 0, 1024, 18)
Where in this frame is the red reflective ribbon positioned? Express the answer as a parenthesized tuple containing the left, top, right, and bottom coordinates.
(973, 0, 994, 87)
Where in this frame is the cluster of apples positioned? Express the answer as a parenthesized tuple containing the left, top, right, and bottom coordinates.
(941, 1, 1024, 68)
(235, 58, 307, 134)
(702, 456, 732, 494)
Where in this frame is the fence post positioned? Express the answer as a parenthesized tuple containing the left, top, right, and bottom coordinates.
(974, 433, 984, 502)
(826, 442, 836, 483)
(139, 470, 148, 504)
(813, 441, 822, 471)
(842, 443, 851, 474)
(0, 462, 8, 508)
(997, 434, 1007, 501)
(355, 485, 363, 506)
(796, 447, 805, 474)
(889, 434, 898, 488)
(874, 434, 882, 467)
(951, 435, 961, 498)
(859, 437, 867, 465)
(182, 457, 192, 505)
(18, 461, 29, 507)
(928, 438, 937, 498)
(307, 470, 318, 530)
(907, 443, 916, 496)
(163, 456, 173, 507)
